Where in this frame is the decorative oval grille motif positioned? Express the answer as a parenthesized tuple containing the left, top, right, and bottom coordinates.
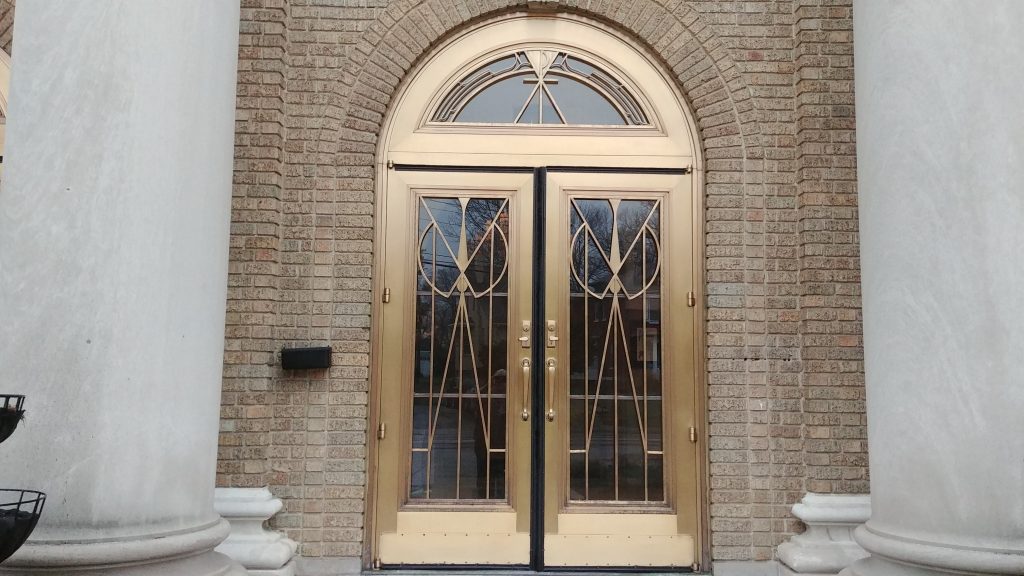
(411, 196, 512, 500)
(432, 50, 650, 126)
(568, 197, 665, 502)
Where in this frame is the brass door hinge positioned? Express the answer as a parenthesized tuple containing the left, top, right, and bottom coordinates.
(373, 557, 382, 570)
(377, 422, 386, 440)
(687, 291, 696, 307)
(382, 287, 391, 303)
(689, 426, 697, 443)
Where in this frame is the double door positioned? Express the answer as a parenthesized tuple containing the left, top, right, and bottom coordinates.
(373, 166, 700, 570)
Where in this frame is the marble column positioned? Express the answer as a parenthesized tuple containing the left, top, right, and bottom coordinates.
(845, 1, 1024, 575)
(0, 2, 244, 574)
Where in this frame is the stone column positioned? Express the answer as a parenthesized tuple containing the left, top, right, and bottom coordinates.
(845, 1, 1024, 575)
(0, 2, 244, 575)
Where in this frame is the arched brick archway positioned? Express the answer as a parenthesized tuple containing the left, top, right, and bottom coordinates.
(339, 0, 762, 164)
(224, 0, 858, 567)
(342, 0, 770, 563)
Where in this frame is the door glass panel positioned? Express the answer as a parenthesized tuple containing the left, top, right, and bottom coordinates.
(567, 197, 664, 503)
(518, 91, 541, 124)
(411, 196, 511, 501)
(540, 89, 563, 124)
(456, 73, 537, 123)
(435, 50, 649, 125)
(546, 75, 625, 125)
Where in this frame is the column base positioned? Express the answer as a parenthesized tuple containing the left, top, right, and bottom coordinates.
(0, 520, 244, 575)
(0, 551, 245, 575)
(840, 523, 1024, 576)
(839, 556, 954, 576)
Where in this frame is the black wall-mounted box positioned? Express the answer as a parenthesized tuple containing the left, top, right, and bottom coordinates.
(281, 346, 332, 370)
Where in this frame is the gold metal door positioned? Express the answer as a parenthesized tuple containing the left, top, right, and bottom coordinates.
(373, 169, 700, 569)
(542, 171, 699, 568)
(374, 170, 535, 565)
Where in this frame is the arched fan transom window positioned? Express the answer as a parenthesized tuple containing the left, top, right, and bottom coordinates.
(431, 50, 650, 126)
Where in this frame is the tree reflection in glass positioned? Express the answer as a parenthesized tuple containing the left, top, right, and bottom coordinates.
(567, 197, 664, 503)
(410, 196, 510, 501)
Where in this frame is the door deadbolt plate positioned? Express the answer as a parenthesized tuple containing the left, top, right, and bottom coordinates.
(519, 320, 531, 348)
(546, 320, 559, 348)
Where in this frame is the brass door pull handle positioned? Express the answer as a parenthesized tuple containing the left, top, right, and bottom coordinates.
(546, 358, 557, 422)
(521, 358, 531, 421)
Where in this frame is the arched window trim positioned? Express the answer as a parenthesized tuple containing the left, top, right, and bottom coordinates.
(424, 45, 659, 130)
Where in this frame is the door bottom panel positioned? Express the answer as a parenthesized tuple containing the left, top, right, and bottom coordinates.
(379, 532, 531, 565)
(543, 533, 694, 568)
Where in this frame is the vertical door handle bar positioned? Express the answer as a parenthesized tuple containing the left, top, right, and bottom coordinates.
(546, 358, 557, 422)
(521, 358, 531, 421)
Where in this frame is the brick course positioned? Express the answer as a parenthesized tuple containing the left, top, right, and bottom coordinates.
(793, 3, 866, 512)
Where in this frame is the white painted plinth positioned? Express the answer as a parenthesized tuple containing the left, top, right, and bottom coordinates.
(0, 1, 243, 574)
(777, 493, 870, 576)
(215, 488, 298, 576)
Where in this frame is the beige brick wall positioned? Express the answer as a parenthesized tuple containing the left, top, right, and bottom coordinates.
(213, 0, 867, 565)
(0, 0, 13, 56)
(794, 1, 866, 504)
